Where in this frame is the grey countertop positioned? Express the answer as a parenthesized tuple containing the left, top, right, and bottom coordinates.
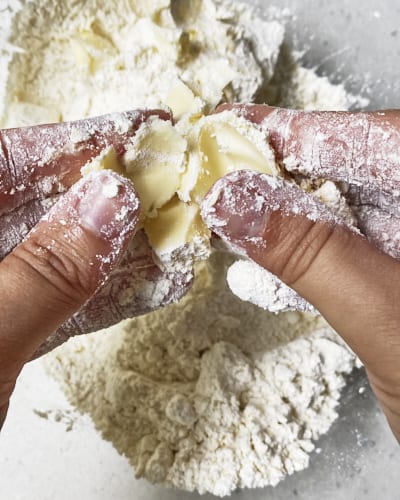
(258, 0, 400, 110)
(1, 1, 400, 499)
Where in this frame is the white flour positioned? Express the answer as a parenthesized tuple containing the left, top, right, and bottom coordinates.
(48, 255, 357, 496)
(227, 260, 315, 313)
(1, 0, 361, 496)
(0, 0, 284, 127)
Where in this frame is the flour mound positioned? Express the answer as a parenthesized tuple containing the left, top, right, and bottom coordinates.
(47, 256, 356, 497)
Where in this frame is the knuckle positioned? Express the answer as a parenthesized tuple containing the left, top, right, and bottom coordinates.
(13, 232, 97, 307)
(266, 216, 337, 287)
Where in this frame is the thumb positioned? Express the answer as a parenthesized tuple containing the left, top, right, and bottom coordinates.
(0, 170, 139, 391)
(202, 171, 400, 397)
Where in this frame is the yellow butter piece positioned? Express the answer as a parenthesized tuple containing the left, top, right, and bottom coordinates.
(71, 39, 92, 67)
(79, 30, 113, 52)
(72, 29, 115, 73)
(81, 147, 122, 176)
(144, 197, 210, 255)
(192, 119, 278, 200)
(166, 81, 201, 120)
(190, 59, 237, 108)
(123, 119, 187, 217)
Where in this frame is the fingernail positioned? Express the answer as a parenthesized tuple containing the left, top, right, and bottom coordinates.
(201, 171, 339, 258)
(38, 170, 141, 283)
(68, 170, 140, 241)
(201, 171, 279, 255)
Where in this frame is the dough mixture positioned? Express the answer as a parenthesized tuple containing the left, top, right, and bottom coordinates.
(1, 0, 364, 496)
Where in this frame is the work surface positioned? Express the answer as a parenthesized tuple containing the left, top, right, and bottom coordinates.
(1, 0, 400, 499)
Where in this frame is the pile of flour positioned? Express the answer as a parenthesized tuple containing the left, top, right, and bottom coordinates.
(1, 0, 362, 496)
(0, 0, 286, 127)
(49, 255, 358, 496)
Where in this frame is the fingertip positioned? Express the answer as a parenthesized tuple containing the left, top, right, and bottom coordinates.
(215, 103, 235, 113)
(47, 169, 141, 279)
(201, 170, 274, 254)
(145, 108, 173, 122)
(73, 169, 141, 234)
(202, 170, 333, 252)
(202, 169, 345, 290)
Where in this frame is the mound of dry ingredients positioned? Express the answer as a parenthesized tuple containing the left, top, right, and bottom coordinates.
(1, 0, 365, 496)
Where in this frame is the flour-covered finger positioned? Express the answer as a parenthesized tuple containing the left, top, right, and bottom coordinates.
(0, 196, 59, 260)
(351, 204, 400, 260)
(0, 170, 140, 370)
(219, 105, 400, 204)
(34, 230, 193, 357)
(0, 109, 170, 216)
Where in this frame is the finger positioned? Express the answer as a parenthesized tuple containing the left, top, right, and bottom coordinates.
(0, 196, 59, 260)
(351, 204, 400, 259)
(218, 104, 400, 202)
(0, 170, 140, 375)
(0, 109, 170, 216)
(1, 205, 193, 358)
(34, 230, 193, 357)
(202, 171, 400, 384)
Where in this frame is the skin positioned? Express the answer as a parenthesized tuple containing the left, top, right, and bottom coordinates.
(203, 105, 400, 442)
(0, 111, 191, 429)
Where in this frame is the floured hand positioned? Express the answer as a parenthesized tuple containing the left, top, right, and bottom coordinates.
(0, 111, 192, 429)
(219, 104, 400, 258)
(202, 107, 400, 441)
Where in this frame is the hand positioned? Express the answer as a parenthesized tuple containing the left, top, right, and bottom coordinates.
(203, 106, 400, 442)
(0, 111, 191, 429)
(218, 104, 400, 259)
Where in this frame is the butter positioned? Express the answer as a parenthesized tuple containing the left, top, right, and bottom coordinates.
(81, 110, 278, 270)
(178, 111, 279, 203)
(144, 197, 209, 256)
(81, 146, 123, 176)
(189, 59, 237, 109)
(71, 39, 92, 68)
(123, 119, 187, 217)
(71, 30, 115, 74)
(166, 80, 202, 120)
(194, 118, 278, 200)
